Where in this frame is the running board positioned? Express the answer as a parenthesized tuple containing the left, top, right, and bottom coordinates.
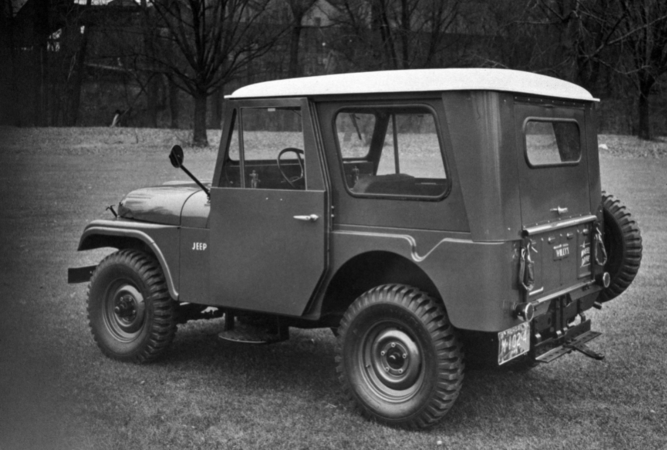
(535, 330, 604, 363)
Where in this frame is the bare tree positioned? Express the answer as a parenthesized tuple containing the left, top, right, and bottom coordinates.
(284, 0, 318, 78)
(65, 0, 94, 126)
(328, 0, 463, 71)
(139, 0, 160, 128)
(493, 0, 667, 139)
(148, 0, 287, 146)
(479, 0, 619, 88)
(33, 0, 51, 126)
(89, 2, 165, 127)
(0, 0, 18, 125)
(613, 0, 667, 140)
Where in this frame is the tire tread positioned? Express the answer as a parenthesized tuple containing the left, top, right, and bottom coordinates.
(599, 192, 643, 302)
(335, 284, 464, 429)
(87, 249, 177, 363)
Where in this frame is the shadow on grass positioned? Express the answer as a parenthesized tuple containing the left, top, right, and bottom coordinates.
(154, 320, 339, 401)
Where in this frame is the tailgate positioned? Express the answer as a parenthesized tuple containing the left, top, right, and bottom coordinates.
(523, 217, 595, 298)
(515, 101, 594, 297)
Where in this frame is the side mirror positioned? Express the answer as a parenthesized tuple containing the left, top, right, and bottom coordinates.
(167, 144, 210, 198)
(169, 145, 184, 168)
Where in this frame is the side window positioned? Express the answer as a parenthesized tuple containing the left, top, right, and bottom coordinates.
(337, 113, 375, 159)
(334, 107, 447, 198)
(524, 119, 581, 166)
(222, 107, 305, 189)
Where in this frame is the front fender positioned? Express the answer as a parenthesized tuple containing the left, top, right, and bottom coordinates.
(77, 219, 180, 300)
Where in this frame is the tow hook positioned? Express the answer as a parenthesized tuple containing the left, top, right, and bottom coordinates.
(519, 239, 537, 292)
(594, 224, 608, 265)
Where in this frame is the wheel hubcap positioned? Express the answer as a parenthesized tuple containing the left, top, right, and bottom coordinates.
(106, 283, 145, 338)
(364, 327, 422, 395)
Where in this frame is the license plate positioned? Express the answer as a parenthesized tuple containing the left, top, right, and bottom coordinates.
(498, 322, 530, 365)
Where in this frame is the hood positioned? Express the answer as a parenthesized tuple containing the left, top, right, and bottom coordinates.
(118, 181, 203, 226)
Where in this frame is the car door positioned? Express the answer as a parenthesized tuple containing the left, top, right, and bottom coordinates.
(208, 98, 329, 316)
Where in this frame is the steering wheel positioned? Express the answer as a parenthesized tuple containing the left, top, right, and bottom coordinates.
(277, 148, 305, 188)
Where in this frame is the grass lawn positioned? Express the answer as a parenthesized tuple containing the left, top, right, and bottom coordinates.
(0, 127, 665, 450)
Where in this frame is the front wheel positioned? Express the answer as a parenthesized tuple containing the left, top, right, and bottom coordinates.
(87, 249, 177, 363)
(336, 284, 464, 429)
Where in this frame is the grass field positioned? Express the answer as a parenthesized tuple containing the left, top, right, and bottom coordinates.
(0, 127, 666, 450)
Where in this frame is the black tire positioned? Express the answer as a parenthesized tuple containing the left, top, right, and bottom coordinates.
(335, 284, 464, 429)
(599, 192, 642, 302)
(88, 249, 177, 363)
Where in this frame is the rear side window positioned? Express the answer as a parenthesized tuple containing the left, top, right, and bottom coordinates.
(524, 119, 581, 166)
(334, 106, 447, 198)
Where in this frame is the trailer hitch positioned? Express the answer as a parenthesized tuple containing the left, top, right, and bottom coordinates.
(535, 326, 605, 363)
(564, 335, 605, 360)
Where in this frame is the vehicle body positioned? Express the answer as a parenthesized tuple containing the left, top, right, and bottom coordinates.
(69, 69, 642, 429)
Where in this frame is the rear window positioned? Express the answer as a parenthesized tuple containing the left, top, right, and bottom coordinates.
(524, 119, 581, 166)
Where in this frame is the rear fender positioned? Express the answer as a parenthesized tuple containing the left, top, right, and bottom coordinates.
(319, 251, 440, 322)
(75, 219, 180, 300)
(313, 228, 521, 332)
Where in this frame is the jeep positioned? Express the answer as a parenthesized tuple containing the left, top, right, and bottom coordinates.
(68, 69, 642, 429)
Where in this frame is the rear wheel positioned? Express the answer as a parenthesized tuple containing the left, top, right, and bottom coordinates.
(599, 192, 642, 302)
(88, 249, 177, 363)
(336, 284, 464, 429)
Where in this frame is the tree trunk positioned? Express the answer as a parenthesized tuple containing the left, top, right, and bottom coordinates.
(68, 24, 90, 126)
(34, 47, 48, 126)
(192, 90, 208, 147)
(141, 3, 158, 128)
(35, 0, 50, 126)
(288, 24, 303, 78)
(560, 0, 580, 82)
(637, 78, 653, 140)
(372, 1, 398, 69)
(399, 0, 410, 69)
(169, 78, 179, 128)
(1, 0, 19, 125)
(145, 75, 159, 128)
(213, 85, 224, 128)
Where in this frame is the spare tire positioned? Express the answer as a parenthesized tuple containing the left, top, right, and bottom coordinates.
(599, 191, 642, 302)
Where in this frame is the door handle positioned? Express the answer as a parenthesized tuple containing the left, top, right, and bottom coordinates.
(550, 206, 568, 215)
(293, 214, 319, 222)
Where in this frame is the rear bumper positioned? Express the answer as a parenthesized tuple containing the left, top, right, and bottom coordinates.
(530, 282, 602, 321)
(533, 318, 601, 363)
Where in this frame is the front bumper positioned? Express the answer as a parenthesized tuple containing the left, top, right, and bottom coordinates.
(67, 265, 97, 284)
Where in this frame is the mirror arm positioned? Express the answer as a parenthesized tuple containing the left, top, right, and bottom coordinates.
(181, 165, 210, 198)
(169, 145, 210, 199)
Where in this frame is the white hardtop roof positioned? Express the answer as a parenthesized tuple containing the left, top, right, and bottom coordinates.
(227, 68, 597, 102)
